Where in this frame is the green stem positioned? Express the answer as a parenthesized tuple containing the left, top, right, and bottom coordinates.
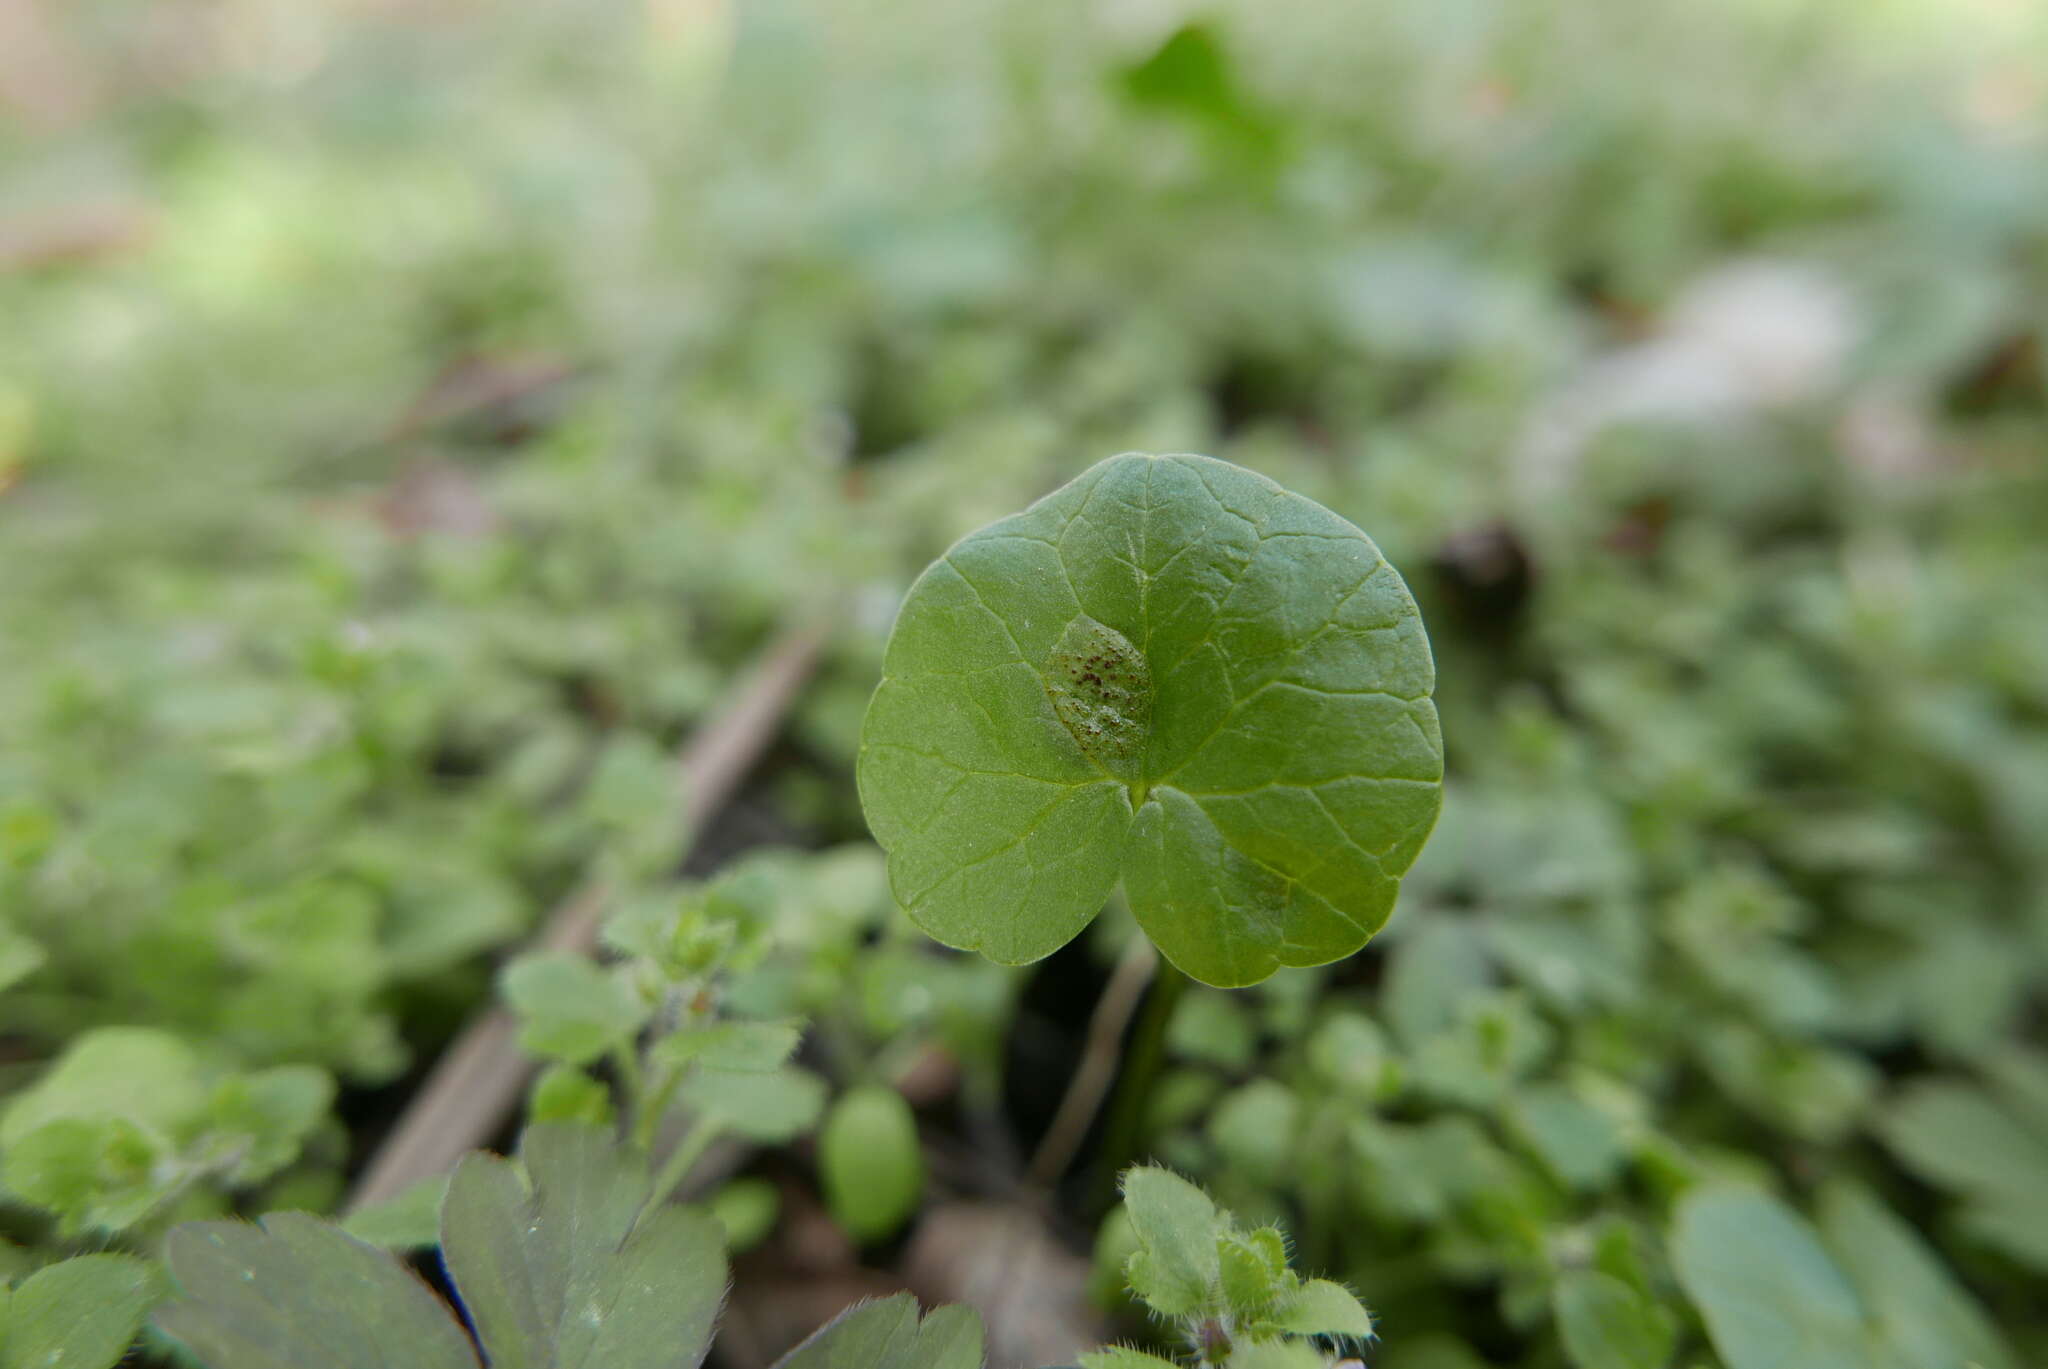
(611, 1042, 645, 1130)
(1090, 954, 1191, 1212)
(644, 1115, 724, 1217)
(633, 1063, 685, 1151)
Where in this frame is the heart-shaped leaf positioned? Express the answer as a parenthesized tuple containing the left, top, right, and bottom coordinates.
(859, 453, 1441, 987)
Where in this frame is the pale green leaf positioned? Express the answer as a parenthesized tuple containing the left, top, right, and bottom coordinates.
(0, 926, 45, 996)
(1816, 1181, 2014, 1369)
(0, 1027, 205, 1145)
(340, 1175, 448, 1251)
(498, 952, 650, 1066)
(858, 453, 1442, 988)
(1669, 1186, 1869, 1369)
(818, 1085, 923, 1243)
(653, 1019, 804, 1073)
(1225, 1342, 1327, 1369)
(1119, 1165, 1222, 1317)
(679, 1065, 826, 1142)
(3, 1253, 162, 1369)
(440, 1124, 725, 1369)
(1551, 1270, 1675, 1369)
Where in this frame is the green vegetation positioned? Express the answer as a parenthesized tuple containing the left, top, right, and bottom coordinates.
(2, 0, 2046, 1364)
(859, 453, 1441, 987)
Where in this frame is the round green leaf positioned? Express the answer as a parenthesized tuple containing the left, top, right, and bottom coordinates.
(858, 452, 1442, 987)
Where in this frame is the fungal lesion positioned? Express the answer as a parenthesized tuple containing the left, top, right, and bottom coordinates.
(1045, 615, 1153, 791)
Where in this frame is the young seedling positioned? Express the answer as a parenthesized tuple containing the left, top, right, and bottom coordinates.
(859, 452, 1443, 989)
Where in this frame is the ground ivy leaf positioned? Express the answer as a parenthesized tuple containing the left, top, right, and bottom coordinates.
(859, 452, 1441, 987)
(154, 1213, 479, 1369)
(3, 1252, 163, 1369)
(439, 1123, 726, 1369)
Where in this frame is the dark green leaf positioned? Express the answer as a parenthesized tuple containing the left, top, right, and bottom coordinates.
(154, 1213, 478, 1369)
(439, 1124, 725, 1369)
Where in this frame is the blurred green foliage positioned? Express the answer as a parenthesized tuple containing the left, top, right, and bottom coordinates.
(2, 0, 2045, 1364)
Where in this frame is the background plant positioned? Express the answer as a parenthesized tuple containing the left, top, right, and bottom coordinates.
(1, 0, 2044, 1364)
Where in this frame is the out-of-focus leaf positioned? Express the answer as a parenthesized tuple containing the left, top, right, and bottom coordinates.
(1551, 1269, 1675, 1369)
(2, 1253, 163, 1369)
(498, 952, 650, 1066)
(1816, 1181, 2014, 1369)
(818, 1084, 922, 1243)
(1669, 1186, 1867, 1369)
(678, 1065, 827, 1142)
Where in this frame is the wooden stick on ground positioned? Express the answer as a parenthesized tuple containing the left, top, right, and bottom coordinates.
(347, 617, 830, 1212)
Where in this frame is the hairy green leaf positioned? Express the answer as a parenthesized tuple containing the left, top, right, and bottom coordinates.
(1078, 1350, 1180, 1369)
(859, 452, 1441, 987)
(1271, 1278, 1374, 1340)
(1119, 1165, 1223, 1317)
